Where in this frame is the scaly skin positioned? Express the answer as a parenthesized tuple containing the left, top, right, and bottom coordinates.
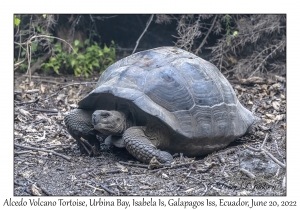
(65, 109, 174, 164)
(92, 110, 173, 164)
(64, 109, 105, 156)
(123, 126, 173, 164)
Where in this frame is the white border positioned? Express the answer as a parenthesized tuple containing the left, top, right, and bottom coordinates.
(2, 1, 298, 209)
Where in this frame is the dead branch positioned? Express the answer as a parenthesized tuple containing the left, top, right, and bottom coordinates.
(32, 108, 58, 113)
(250, 41, 286, 77)
(76, 168, 94, 176)
(260, 133, 269, 149)
(85, 183, 105, 193)
(245, 133, 286, 168)
(150, 160, 203, 172)
(239, 168, 256, 178)
(90, 181, 115, 195)
(14, 143, 71, 161)
(14, 35, 73, 71)
(132, 15, 154, 54)
(274, 139, 283, 158)
(195, 15, 218, 55)
(15, 98, 40, 106)
(36, 183, 54, 196)
(245, 145, 261, 152)
(29, 52, 52, 74)
(14, 89, 39, 95)
(261, 149, 286, 168)
(14, 34, 75, 82)
(118, 161, 148, 169)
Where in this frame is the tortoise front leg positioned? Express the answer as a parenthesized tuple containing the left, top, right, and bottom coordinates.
(123, 126, 173, 164)
(64, 109, 103, 156)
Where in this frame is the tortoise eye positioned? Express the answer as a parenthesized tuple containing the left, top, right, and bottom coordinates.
(101, 113, 110, 118)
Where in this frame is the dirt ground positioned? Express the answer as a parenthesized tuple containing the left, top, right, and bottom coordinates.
(13, 71, 286, 196)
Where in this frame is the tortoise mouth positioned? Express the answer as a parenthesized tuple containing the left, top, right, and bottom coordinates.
(94, 124, 113, 135)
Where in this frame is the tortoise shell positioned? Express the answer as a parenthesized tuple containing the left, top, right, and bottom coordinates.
(78, 47, 255, 155)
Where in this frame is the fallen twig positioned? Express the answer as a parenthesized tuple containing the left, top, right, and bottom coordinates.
(274, 139, 283, 158)
(245, 145, 261, 152)
(217, 148, 238, 163)
(239, 168, 256, 179)
(76, 168, 94, 176)
(244, 133, 286, 168)
(14, 143, 71, 161)
(86, 183, 105, 193)
(32, 108, 58, 113)
(282, 175, 286, 188)
(260, 133, 269, 149)
(15, 98, 39, 106)
(36, 183, 53, 196)
(196, 162, 216, 173)
(118, 161, 148, 169)
(201, 183, 208, 196)
(150, 160, 203, 172)
(261, 149, 286, 168)
(94, 181, 115, 195)
(14, 89, 39, 95)
(172, 160, 201, 168)
(14, 150, 36, 155)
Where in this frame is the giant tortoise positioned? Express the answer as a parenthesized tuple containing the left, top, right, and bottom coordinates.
(64, 46, 255, 164)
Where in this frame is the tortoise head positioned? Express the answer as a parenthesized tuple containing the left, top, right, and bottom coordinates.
(92, 110, 127, 135)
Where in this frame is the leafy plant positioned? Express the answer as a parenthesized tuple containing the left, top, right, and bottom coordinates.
(14, 15, 21, 27)
(41, 40, 116, 77)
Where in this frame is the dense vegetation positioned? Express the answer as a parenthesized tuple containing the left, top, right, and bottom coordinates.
(14, 14, 286, 78)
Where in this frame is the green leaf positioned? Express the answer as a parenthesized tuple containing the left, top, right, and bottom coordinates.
(53, 66, 59, 74)
(74, 40, 80, 47)
(74, 67, 81, 76)
(74, 47, 78, 54)
(103, 45, 110, 53)
(55, 43, 62, 52)
(50, 57, 57, 62)
(92, 61, 100, 68)
(31, 42, 38, 53)
(233, 31, 239, 36)
(77, 54, 85, 60)
(84, 39, 90, 46)
(70, 59, 76, 68)
(42, 14, 47, 18)
(14, 16, 21, 27)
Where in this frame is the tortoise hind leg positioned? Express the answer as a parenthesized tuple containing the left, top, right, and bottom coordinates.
(123, 126, 173, 164)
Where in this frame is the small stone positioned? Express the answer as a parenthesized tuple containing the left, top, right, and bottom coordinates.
(81, 173, 89, 179)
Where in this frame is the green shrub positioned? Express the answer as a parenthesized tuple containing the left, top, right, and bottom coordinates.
(41, 40, 116, 77)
